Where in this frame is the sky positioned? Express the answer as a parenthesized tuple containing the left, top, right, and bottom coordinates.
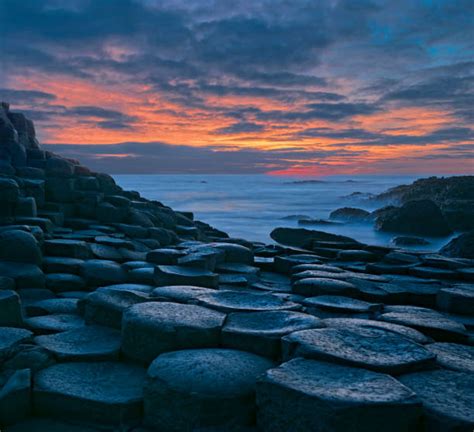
(0, 0, 473, 175)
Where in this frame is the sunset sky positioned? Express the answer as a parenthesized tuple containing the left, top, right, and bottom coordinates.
(1, 0, 473, 175)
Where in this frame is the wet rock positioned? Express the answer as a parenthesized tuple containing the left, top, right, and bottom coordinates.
(282, 326, 435, 374)
(33, 362, 145, 425)
(0, 369, 31, 425)
(376, 199, 452, 237)
(0, 291, 23, 327)
(222, 311, 323, 359)
(44, 239, 91, 260)
(81, 259, 127, 287)
(381, 306, 468, 342)
(257, 358, 422, 432)
(323, 317, 431, 344)
(426, 342, 474, 373)
(35, 325, 121, 361)
(437, 285, 474, 315)
(122, 302, 225, 363)
(329, 207, 371, 222)
(303, 295, 382, 318)
(400, 369, 474, 431)
(197, 291, 300, 314)
(293, 278, 358, 297)
(440, 230, 474, 259)
(154, 265, 218, 288)
(144, 348, 273, 431)
(0, 230, 41, 265)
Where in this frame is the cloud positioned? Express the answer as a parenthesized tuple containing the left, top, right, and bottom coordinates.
(214, 122, 265, 135)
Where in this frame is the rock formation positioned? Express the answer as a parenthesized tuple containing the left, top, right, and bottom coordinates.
(0, 104, 473, 431)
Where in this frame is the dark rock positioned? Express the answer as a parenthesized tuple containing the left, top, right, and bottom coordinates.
(151, 285, 216, 304)
(303, 295, 382, 318)
(274, 254, 321, 274)
(222, 311, 322, 359)
(0, 291, 23, 327)
(33, 362, 145, 425)
(293, 278, 358, 297)
(257, 358, 422, 432)
(399, 369, 474, 431)
(282, 327, 435, 374)
(0, 369, 31, 426)
(42, 257, 84, 274)
(376, 199, 452, 236)
(25, 314, 84, 334)
(437, 285, 474, 315)
(26, 298, 78, 316)
(81, 259, 127, 287)
(35, 325, 121, 361)
(144, 348, 273, 431)
(154, 265, 218, 288)
(391, 236, 430, 247)
(146, 248, 185, 264)
(270, 227, 357, 249)
(2, 344, 54, 373)
(122, 302, 225, 363)
(329, 207, 370, 222)
(0, 328, 33, 362)
(210, 242, 253, 264)
(45, 273, 86, 293)
(0, 230, 41, 265)
(440, 231, 474, 259)
(426, 342, 474, 373)
(44, 239, 91, 260)
(0, 261, 45, 289)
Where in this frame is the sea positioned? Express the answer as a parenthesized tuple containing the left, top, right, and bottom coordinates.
(113, 174, 456, 251)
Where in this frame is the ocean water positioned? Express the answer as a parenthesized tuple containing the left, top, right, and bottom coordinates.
(113, 174, 455, 250)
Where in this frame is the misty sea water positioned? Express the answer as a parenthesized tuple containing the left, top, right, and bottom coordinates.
(113, 174, 456, 250)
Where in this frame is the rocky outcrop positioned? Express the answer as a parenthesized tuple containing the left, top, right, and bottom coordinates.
(1, 103, 473, 431)
(376, 199, 452, 237)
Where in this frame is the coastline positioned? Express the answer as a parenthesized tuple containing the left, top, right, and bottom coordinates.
(1, 104, 473, 430)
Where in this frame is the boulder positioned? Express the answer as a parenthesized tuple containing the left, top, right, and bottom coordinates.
(282, 327, 435, 374)
(144, 349, 273, 431)
(399, 369, 474, 431)
(122, 302, 225, 363)
(33, 362, 145, 425)
(35, 325, 121, 361)
(440, 231, 474, 259)
(0, 230, 41, 265)
(257, 358, 422, 432)
(376, 199, 451, 236)
(222, 311, 323, 359)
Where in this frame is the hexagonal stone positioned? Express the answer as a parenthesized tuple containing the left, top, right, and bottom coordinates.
(282, 327, 435, 374)
(222, 311, 323, 358)
(122, 302, 226, 363)
(45, 273, 86, 293)
(144, 349, 273, 431)
(25, 314, 84, 334)
(293, 278, 358, 297)
(35, 325, 121, 361)
(151, 285, 216, 304)
(44, 239, 91, 259)
(154, 265, 219, 288)
(0, 327, 33, 362)
(380, 306, 468, 342)
(323, 318, 431, 345)
(0, 290, 23, 326)
(437, 285, 474, 315)
(33, 362, 146, 424)
(81, 260, 127, 287)
(400, 369, 474, 431)
(257, 358, 422, 432)
(303, 295, 383, 318)
(197, 291, 300, 314)
(425, 342, 474, 373)
(82, 287, 150, 329)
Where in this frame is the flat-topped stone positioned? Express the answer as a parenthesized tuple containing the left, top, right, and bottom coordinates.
(146, 248, 185, 264)
(380, 306, 468, 342)
(42, 257, 84, 274)
(33, 362, 146, 424)
(0, 327, 33, 361)
(0, 261, 44, 289)
(222, 311, 323, 358)
(303, 295, 383, 318)
(81, 260, 127, 287)
(82, 287, 150, 329)
(44, 239, 91, 259)
(293, 277, 358, 297)
(209, 242, 253, 264)
(154, 265, 219, 288)
(35, 325, 121, 361)
(197, 290, 300, 314)
(437, 285, 474, 315)
(25, 314, 84, 334)
(257, 358, 422, 432)
(0, 229, 42, 265)
(122, 302, 226, 363)
(282, 327, 435, 374)
(151, 285, 216, 303)
(26, 298, 78, 316)
(45, 273, 86, 293)
(400, 369, 474, 431)
(425, 342, 474, 373)
(274, 255, 321, 274)
(144, 348, 273, 431)
(323, 318, 431, 345)
(89, 243, 122, 261)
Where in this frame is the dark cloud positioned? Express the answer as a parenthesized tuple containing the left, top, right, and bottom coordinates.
(0, 88, 56, 104)
(214, 122, 265, 135)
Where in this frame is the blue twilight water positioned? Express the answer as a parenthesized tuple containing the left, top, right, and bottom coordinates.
(113, 174, 455, 250)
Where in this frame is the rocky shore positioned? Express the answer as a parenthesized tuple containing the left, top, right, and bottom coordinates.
(0, 103, 473, 431)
